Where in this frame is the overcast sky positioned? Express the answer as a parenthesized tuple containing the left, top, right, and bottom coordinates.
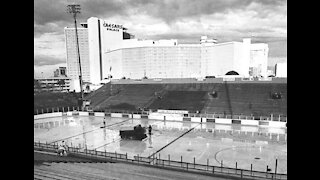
(34, 0, 287, 78)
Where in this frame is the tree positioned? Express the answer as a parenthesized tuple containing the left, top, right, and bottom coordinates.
(34, 79, 42, 91)
(57, 79, 66, 91)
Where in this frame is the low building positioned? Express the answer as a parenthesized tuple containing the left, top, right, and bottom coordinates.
(34, 77, 72, 92)
(54, 67, 67, 77)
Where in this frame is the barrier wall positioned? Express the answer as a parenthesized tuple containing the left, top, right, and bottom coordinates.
(203, 118, 207, 123)
(206, 118, 215, 123)
(241, 126, 259, 132)
(141, 115, 149, 119)
(256, 141, 268, 145)
(34, 111, 287, 131)
(148, 114, 164, 120)
(232, 119, 241, 124)
(259, 121, 269, 126)
(215, 118, 232, 124)
(221, 138, 233, 143)
(72, 111, 79, 116)
(266, 127, 286, 134)
(215, 124, 233, 131)
(122, 114, 132, 118)
(268, 121, 286, 128)
(241, 120, 260, 126)
(133, 114, 141, 119)
(111, 113, 123, 118)
(95, 112, 105, 117)
(166, 116, 183, 121)
(34, 112, 63, 120)
(191, 117, 202, 123)
(79, 112, 89, 116)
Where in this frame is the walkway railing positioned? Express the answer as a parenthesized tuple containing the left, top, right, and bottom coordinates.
(34, 142, 287, 180)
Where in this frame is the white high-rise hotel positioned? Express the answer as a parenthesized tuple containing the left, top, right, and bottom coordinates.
(65, 17, 268, 85)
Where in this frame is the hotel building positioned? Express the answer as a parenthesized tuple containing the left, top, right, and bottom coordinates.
(65, 17, 269, 85)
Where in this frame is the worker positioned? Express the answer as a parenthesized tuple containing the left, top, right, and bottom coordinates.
(148, 125, 152, 135)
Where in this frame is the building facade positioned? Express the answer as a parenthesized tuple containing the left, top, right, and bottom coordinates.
(54, 67, 67, 77)
(64, 24, 90, 83)
(34, 77, 72, 92)
(65, 17, 269, 85)
(275, 62, 287, 77)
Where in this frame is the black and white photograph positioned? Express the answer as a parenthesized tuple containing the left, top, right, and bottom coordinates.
(34, 0, 287, 179)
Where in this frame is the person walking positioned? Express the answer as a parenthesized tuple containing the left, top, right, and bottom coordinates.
(58, 141, 66, 156)
(103, 117, 106, 127)
(148, 125, 152, 136)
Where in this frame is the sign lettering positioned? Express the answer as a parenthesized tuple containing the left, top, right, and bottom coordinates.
(103, 22, 123, 32)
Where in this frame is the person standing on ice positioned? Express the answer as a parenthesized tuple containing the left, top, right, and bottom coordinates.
(103, 118, 106, 127)
(148, 125, 152, 136)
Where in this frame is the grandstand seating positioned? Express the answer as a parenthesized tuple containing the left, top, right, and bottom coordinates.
(86, 81, 287, 117)
(203, 83, 287, 116)
(95, 84, 164, 111)
(84, 83, 116, 108)
(148, 90, 207, 112)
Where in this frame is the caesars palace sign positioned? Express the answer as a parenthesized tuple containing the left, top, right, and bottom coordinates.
(103, 22, 123, 32)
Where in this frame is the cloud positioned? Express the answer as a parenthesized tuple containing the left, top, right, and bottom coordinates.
(34, 0, 287, 76)
(34, 0, 127, 25)
(34, 33, 66, 59)
(34, 0, 287, 40)
(34, 22, 67, 37)
(34, 0, 70, 25)
(34, 0, 287, 24)
(124, 0, 286, 24)
(34, 55, 65, 66)
(34, 63, 67, 78)
(268, 40, 287, 57)
(268, 57, 287, 66)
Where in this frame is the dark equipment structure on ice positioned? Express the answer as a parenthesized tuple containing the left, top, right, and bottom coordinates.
(119, 124, 147, 140)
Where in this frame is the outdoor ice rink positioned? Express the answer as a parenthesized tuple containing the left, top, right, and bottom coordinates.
(34, 115, 287, 174)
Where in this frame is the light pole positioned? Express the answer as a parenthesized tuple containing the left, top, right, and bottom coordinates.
(67, 4, 84, 109)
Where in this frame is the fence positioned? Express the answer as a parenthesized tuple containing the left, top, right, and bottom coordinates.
(33, 106, 287, 122)
(34, 141, 287, 180)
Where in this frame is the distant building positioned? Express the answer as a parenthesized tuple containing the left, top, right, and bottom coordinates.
(275, 62, 287, 77)
(34, 77, 72, 92)
(54, 67, 67, 77)
(65, 17, 269, 85)
(64, 24, 90, 83)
